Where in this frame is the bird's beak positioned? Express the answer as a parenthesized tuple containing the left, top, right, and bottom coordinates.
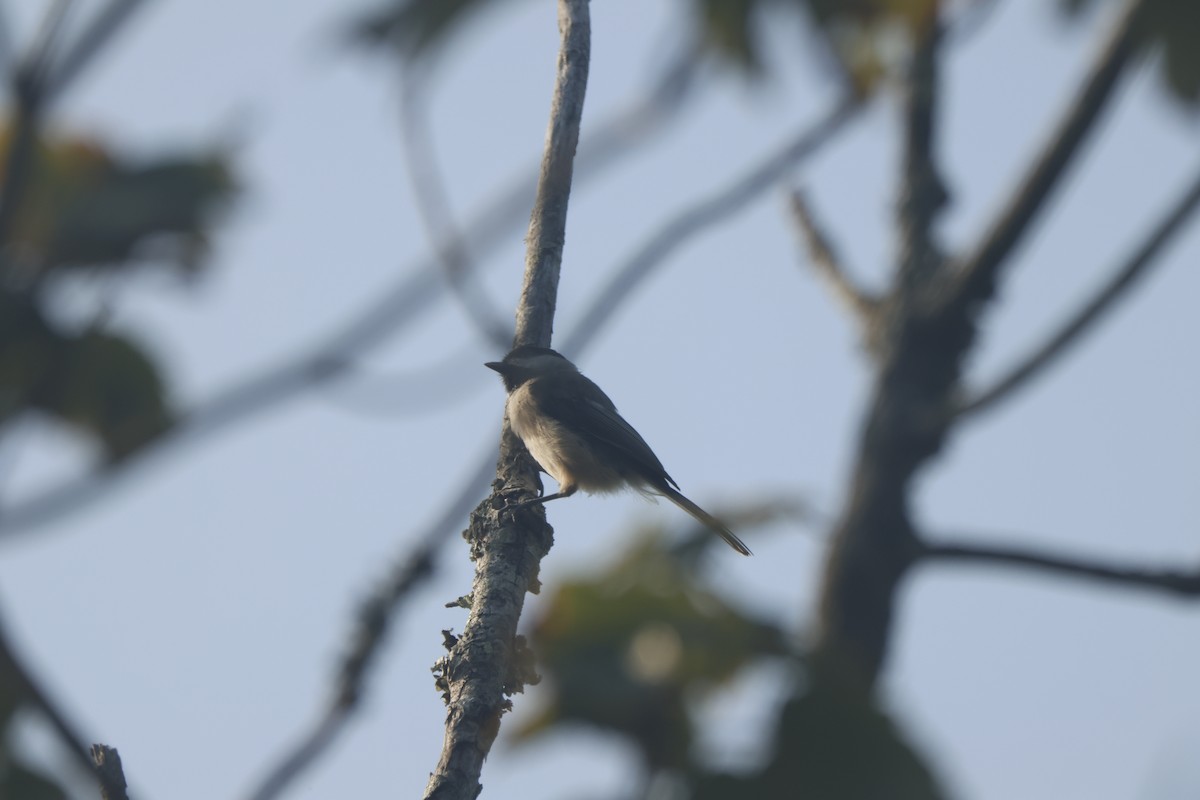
(484, 361, 505, 373)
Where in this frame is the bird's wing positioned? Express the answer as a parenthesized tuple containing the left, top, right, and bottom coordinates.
(528, 375, 678, 489)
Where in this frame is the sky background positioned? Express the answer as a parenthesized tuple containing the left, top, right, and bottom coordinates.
(2, 1, 1199, 799)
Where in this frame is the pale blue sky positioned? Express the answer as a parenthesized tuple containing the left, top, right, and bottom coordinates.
(2, 1, 1199, 799)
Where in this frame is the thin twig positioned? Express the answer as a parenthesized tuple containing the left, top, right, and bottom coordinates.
(946, 0, 1149, 311)
(245, 534, 440, 800)
(399, 79, 511, 349)
(921, 538, 1200, 598)
(957, 163, 1200, 419)
(0, 617, 127, 798)
(786, 189, 878, 331)
(91, 744, 130, 800)
(424, 3, 589, 799)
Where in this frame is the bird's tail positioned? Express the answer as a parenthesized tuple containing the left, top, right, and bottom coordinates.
(661, 486, 752, 556)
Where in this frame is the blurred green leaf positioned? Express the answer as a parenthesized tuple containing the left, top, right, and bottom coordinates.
(2, 315, 174, 459)
(45, 156, 235, 273)
(0, 294, 57, 424)
(687, 0, 936, 92)
(516, 534, 788, 769)
(0, 125, 236, 275)
(696, 0, 760, 69)
(38, 330, 172, 460)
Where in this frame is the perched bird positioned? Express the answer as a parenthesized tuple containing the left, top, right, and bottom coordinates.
(485, 345, 751, 556)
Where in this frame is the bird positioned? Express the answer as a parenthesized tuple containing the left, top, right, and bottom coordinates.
(485, 345, 751, 556)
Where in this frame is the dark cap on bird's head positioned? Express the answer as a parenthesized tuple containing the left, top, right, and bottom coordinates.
(485, 345, 576, 391)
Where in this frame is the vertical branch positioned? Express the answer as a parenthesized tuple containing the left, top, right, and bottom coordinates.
(896, 7, 947, 294)
(512, 3, 589, 348)
(423, 2, 590, 799)
(814, 0, 1149, 689)
(813, 6, 948, 686)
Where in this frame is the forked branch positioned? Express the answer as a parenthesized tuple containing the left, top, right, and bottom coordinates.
(787, 189, 880, 344)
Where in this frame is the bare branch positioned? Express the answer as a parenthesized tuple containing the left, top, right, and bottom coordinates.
(0, 0, 72, 250)
(786, 189, 879, 334)
(812, 9, 950, 687)
(91, 745, 130, 800)
(810, 0, 1161, 690)
(946, 0, 1149, 311)
(510, 7, 588, 350)
(896, 9, 948, 293)
(561, 94, 861, 355)
(921, 538, 1200, 598)
(958, 163, 1200, 419)
(425, 2, 590, 798)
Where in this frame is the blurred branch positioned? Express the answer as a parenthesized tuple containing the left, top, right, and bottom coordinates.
(91, 745, 130, 800)
(425, 2, 589, 797)
(0, 616, 127, 798)
(561, 94, 861, 355)
(0, 32, 702, 540)
(957, 163, 1200, 420)
(399, 80, 511, 349)
(1, 0, 148, 253)
(946, 0, 1149, 312)
(812, 9, 949, 687)
(245, 533, 440, 800)
(921, 538, 1200, 598)
(0, 0, 71, 250)
(48, 0, 146, 98)
(812, 0, 1161, 691)
(786, 189, 879, 345)
(0, 5, 12, 75)
(896, 10, 947, 293)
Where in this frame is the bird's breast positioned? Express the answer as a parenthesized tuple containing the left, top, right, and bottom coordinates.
(506, 384, 624, 493)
